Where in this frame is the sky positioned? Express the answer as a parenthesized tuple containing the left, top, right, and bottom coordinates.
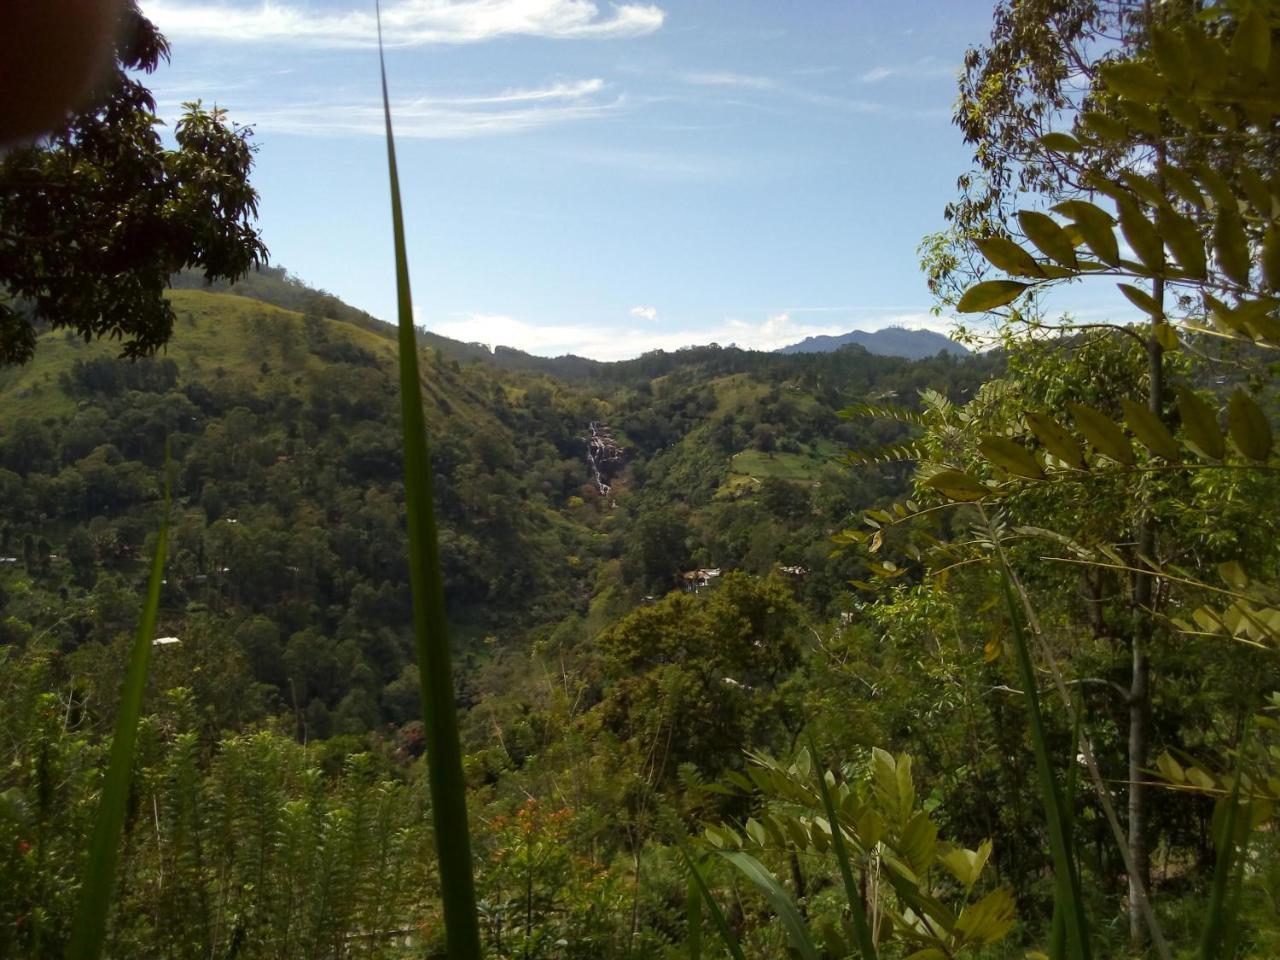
(135, 0, 1127, 361)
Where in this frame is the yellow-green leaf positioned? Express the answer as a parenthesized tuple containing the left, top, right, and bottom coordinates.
(1228, 389, 1272, 461)
(1018, 210, 1078, 267)
(1230, 9, 1271, 74)
(1053, 199, 1119, 265)
(1177, 388, 1225, 460)
(1122, 398, 1180, 460)
(1214, 206, 1251, 286)
(957, 280, 1030, 313)
(1024, 412, 1084, 468)
(1117, 197, 1164, 272)
(978, 436, 1044, 479)
(954, 886, 1015, 947)
(1081, 110, 1127, 143)
(1118, 282, 1163, 318)
(1068, 402, 1134, 464)
(1264, 225, 1280, 291)
(1157, 203, 1207, 279)
(1040, 131, 1081, 153)
(975, 236, 1045, 278)
(1164, 165, 1205, 210)
(1153, 322, 1180, 352)
(1103, 61, 1169, 100)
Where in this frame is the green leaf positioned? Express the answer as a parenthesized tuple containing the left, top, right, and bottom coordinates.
(1164, 165, 1205, 210)
(1200, 719, 1251, 960)
(1117, 100, 1163, 137)
(945, 840, 993, 891)
(1040, 131, 1082, 153)
(899, 811, 939, 875)
(1117, 282, 1163, 319)
(69, 471, 170, 960)
(1024, 412, 1085, 468)
(975, 236, 1045, 278)
(954, 887, 1016, 948)
(925, 470, 989, 502)
(1117, 197, 1165, 272)
(687, 871, 703, 960)
(1068, 402, 1134, 464)
(1214, 206, 1252, 286)
(1018, 210, 1078, 267)
(1080, 110, 1128, 144)
(1122, 398, 1180, 460)
(978, 436, 1044, 479)
(1230, 10, 1270, 74)
(1178, 388, 1225, 460)
(680, 848, 746, 960)
(1053, 200, 1120, 265)
(1000, 574, 1091, 960)
(376, 15, 481, 958)
(1264, 225, 1280, 292)
(719, 851, 820, 960)
(1157, 203, 1207, 279)
(1196, 163, 1236, 209)
(957, 279, 1030, 313)
(1103, 60, 1169, 100)
(1228, 389, 1272, 461)
(809, 733, 878, 960)
(1120, 170, 1166, 208)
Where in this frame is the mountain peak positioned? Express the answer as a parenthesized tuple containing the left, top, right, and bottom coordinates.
(777, 326, 967, 360)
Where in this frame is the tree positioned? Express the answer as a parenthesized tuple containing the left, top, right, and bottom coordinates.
(869, 4, 1280, 950)
(0, 1, 267, 364)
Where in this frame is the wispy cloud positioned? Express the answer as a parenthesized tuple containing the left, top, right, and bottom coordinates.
(680, 71, 776, 91)
(210, 77, 619, 138)
(428, 309, 875, 360)
(858, 57, 957, 83)
(630, 305, 658, 321)
(142, 0, 665, 47)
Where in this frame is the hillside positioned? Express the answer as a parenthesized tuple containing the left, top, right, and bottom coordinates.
(0, 283, 998, 737)
(777, 325, 968, 359)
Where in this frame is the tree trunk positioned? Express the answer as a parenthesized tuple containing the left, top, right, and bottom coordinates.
(1128, 269, 1164, 947)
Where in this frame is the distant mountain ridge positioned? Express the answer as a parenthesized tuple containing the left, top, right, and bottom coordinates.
(777, 326, 967, 360)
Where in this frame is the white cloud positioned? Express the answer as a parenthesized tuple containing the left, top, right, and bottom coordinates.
(143, 0, 665, 47)
(630, 305, 658, 321)
(680, 71, 776, 91)
(858, 58, 957, 83)
(221, 77, 618, 138)
(427, 309, 858, 361)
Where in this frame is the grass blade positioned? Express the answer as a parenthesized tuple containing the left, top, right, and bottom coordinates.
(1002, 571, 1091, 960)
(719, 850, 820, 960)
(808, 731, 878, 960)
(376, 4, 481, 956)
(687, 869, 703, 960)
(68, 465, 170, 960)
(1200, 718, 1250, 960)
(1048, 698, 1084, 960)
(680, 845, 745, 960)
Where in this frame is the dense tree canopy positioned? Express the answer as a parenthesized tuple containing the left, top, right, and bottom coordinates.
(0, 1, 266, 364)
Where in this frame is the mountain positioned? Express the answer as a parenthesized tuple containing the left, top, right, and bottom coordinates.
(777, 326, 968, 359)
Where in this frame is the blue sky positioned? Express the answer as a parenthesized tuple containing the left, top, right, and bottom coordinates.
(137, 0, 1112, 360)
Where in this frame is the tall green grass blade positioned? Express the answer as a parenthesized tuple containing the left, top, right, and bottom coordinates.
(719, 850, 820, 960)
(1200, 718, 1250, 960)
(680, 845, 745, 960)
(376, 4, 481, 956)
(808, 731, 878, 960)
(1049, 700, 1084, 960)
(68, 461, 170, 960)
(687, 870, 703, 960)
(1002, 572, 1091, 960)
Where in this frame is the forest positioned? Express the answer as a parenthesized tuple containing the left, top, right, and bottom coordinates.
(1, 0, 1280, 958)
